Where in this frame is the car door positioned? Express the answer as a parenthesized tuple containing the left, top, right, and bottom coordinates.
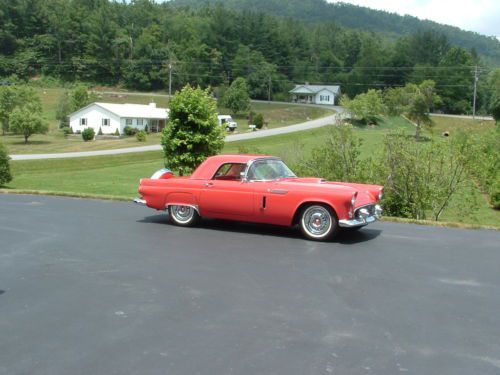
(199, 163, 254, 217)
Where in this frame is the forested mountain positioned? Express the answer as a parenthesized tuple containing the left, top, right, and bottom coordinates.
(171, 0, 500, 66)
(0, 0, 496, 113)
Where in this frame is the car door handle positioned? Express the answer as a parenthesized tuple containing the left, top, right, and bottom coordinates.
(204, 182, 214, 187)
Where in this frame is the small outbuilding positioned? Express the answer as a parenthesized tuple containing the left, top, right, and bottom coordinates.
(69, 102, 169, 135)
(289, 84, 341, 105)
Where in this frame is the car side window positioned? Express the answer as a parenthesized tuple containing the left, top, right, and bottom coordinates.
(247, 162, 279, 180)
(213, 163, 246, 181)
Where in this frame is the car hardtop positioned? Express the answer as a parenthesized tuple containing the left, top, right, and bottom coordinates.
(190, 154, 277, 180)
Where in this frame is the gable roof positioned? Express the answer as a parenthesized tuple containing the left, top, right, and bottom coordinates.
(70, 102, 169, 119)
(290, 84, 341, 95)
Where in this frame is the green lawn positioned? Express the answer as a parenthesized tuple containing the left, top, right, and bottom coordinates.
(2, 87, 332, 154)
(3, 114, 498, 227)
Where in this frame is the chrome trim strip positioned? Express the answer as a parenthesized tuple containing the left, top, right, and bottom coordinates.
(133, 198, 147, 206)
(166, 203, 200, 214)
(269, 189, 288, 195)
(339, 215, 377, 227)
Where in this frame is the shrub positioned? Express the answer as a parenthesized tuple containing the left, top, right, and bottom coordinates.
(82, 127, 95, 141)
(98, 127, 103, 135)
(114, 128, 120, 136)
(62, 127, 73, 136)
(124, 125, 137, 136)
(254, 113, 264, 129)
(463, 129, 500, 208)
(136, 130, 146, 142)
(293, 124, 363, 182)
(247, 110, 256, 125)
(144, 124, 149, 134)
(380, 132, 471, 220)
(161, 85, 224, 176)
(0, 142, 12, 186)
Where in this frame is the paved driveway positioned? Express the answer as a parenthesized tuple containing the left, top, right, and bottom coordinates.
(1, 194, 499, 375)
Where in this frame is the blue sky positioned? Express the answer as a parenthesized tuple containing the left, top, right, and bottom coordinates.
(329, 0, 500, 38)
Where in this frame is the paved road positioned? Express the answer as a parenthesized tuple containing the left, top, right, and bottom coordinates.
(1, 194, 499, 375)
(10, 104, 343, 161)
(430, 113, 494, 121)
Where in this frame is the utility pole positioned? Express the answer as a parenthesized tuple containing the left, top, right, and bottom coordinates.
(168, 62, 172, 98)
(268, 76, 272, 102)
(473, 65, 478, 119)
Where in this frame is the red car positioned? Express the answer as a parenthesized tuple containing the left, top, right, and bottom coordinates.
(135, 154, 383, 241)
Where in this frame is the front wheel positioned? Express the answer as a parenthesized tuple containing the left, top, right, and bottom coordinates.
(299, 204, 339, 241)
(168, 205, 200, 227)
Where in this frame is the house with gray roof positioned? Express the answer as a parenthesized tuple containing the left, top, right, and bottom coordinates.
(289, 84, 341, 105)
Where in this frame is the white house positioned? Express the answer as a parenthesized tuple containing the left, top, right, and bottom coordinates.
(69, 102, 169, 135)
(289, 84, 341, 105)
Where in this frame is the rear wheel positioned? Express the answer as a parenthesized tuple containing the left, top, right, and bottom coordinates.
(169, 205, 200, 227)
(299, 204, 339, 241)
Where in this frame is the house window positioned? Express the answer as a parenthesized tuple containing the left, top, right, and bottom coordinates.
(80, 118, 87, 126)
(102, 118, 110, 126)
(126, 118, 132, 126)
(137, 118, 143, 126)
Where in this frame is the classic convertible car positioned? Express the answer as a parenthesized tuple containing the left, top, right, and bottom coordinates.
(134, 154, 383, 241)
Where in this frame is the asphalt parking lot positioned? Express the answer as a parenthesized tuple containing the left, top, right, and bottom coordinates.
(1, 194, 499, 375)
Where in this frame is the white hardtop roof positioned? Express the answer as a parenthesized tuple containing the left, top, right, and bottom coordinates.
(71, 102, 169, 119)
(290, 84, 341, 95)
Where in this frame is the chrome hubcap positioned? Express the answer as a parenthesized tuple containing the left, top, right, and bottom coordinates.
(171, 205, 194, 223)
(302, 206, 332, 236)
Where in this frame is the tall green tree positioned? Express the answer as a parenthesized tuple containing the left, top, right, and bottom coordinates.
(70, 85, 94, 111)
(220, 77, 251, 115)
(161, 85, 225, 176)
(340, 89, 385, 124)
(437, 47, 474, 114)
(56, 91, 71, 128)
(10, 106, 48, 144)
(8, 86, 47, 143)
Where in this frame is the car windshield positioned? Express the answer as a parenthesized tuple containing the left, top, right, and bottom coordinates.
(246, 159, 297, 181)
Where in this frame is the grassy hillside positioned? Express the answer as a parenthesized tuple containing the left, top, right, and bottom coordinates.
(4, 116, 498, 227)
(171, 0, 500, 65)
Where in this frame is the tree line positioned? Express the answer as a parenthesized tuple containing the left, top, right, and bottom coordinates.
(0, 0, 498, 114)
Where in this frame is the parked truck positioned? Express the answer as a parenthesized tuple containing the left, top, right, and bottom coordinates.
(217, 115, 238, 131)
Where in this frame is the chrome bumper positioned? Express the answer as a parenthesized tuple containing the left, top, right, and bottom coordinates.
(133, 197, 147, 206)
(339, 204, 382, 228)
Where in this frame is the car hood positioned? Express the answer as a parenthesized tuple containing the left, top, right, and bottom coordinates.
(274, 178, 380, 206)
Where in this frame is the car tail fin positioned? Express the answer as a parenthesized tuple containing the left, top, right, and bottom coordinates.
(150, 168, 174, 180)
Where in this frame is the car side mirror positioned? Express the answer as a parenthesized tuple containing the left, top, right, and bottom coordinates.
(240, 171, 248, 182)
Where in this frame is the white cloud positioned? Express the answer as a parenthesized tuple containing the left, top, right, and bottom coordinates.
(329, 0, 500, 37)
